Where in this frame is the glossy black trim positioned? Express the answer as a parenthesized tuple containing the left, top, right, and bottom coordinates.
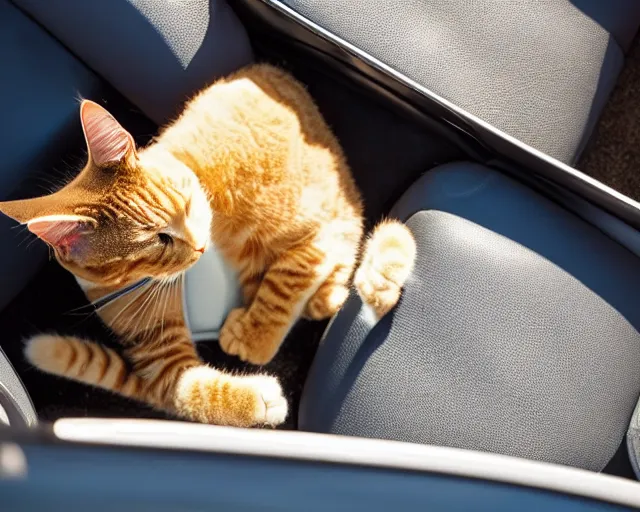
(229, 0, 640, 231)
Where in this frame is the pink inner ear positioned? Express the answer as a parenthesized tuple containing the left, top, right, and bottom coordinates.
(81, 101, 133, 166)
(27, 217, 87, 254)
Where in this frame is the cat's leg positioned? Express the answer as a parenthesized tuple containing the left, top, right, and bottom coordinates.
(302, 262, 354, 320)
(219, 243, 332, 364)
(24, 333, 287, 427)
(237, 264, 264, 306)
(172, 367, 287, 426)
(25, 334, 144, 397)
(354, 219, 416, 319)
(302, 219, 363, 320)
(125, 335, 287, 427)
(113, 280, 285, 425)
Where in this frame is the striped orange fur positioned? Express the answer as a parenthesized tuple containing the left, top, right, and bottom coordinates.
(0, 64, 415, 426)
(25, 275, 287, 427)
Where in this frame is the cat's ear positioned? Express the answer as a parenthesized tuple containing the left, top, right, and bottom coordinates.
(80, 100, 136, 166)
(26, 215, 95, 255)
(0, 198, 95, 257)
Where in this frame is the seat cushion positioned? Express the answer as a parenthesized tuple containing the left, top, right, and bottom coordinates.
(267, 0, 640, 164)
(12, 0, 254, 124)
(0, 0, 108, 310)
(299, 162, 640, 471)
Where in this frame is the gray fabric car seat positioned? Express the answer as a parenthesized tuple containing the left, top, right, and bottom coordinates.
(0, 0, 253, 310)
(299, 162, 640, 472)
(12, 0, 254, 125)
(0, 0, 106, 311)
(263, 0, 640, 164)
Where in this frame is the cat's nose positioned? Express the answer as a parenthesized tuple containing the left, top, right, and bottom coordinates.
(195, 246, 206, 254)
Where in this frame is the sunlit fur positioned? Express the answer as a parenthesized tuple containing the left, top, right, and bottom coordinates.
(0, 64, 415, 426)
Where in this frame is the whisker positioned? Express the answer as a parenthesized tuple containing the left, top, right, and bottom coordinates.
(127, 281, 163, 337)
(24, 237, 40, 250)
(66, 302, 100, 315)
(110, 281, 157, 332)
(93, 279, 151, 314)
(15, 235, 33, 249)
(127, 283, 161, 329)
(65, 279, 151, 315)
(159, 282, 169, 340)
(143, 281, 166, 335)
(159, 278, 177, 340)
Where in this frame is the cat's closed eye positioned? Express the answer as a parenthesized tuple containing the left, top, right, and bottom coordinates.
(158, 233, 174, 246)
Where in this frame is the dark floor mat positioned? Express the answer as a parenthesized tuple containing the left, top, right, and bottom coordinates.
(579, 35, 640, 200)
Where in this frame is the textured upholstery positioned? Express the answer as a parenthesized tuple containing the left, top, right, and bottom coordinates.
(299, 162, 640, 471)
(627, 399, 640, 479)
(273, 0, 640, 163)
(0, 0, 107, 310)
(12, 0, 254, 124)
(0, 346, 36, 426)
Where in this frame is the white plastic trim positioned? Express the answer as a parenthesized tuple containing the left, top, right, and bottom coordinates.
(54, 418, 640, 508)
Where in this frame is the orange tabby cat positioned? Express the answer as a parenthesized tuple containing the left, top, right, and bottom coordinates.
(0, 64, 415, 427)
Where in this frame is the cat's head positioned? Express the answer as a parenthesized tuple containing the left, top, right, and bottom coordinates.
(0, 100, 212, 287)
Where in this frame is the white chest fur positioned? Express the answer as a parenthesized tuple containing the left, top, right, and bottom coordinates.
(182, 243, 242, 342)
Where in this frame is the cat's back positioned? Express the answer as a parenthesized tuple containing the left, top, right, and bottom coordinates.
(156, 63, 360, 224)
(203, 64, 304, 117)
(162, 64, 337, 152)
(218, 64, 319, 120)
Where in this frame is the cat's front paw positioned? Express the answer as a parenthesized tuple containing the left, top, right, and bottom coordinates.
(244, 374, 288, 426)
(219, 308, 279, 365)
(175, 367, 288, 427)
(354, 221, 416, 320)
